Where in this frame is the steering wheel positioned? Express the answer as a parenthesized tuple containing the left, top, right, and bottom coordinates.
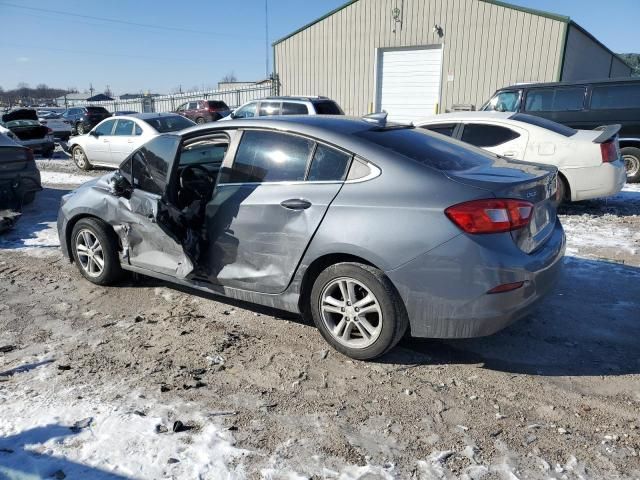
(179, 164, 215, 200)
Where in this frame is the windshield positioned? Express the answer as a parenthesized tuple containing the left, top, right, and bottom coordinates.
(143, 115, 195, 133)
(482, 91, 521, 112)
(355, 127, 495, 171)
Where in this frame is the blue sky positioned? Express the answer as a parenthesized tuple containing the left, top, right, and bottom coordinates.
(1, 0, 638, 95)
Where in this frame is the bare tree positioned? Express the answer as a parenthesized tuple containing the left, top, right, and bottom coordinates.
(220, 72, 238, 83)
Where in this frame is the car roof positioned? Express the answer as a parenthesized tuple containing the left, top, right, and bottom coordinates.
(124, 112, 184, 120)
(495, 76, 640, 91)
(263, 96, 331, 102)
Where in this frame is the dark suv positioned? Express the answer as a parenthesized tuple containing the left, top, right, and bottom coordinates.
(62, 106, 112, 135)
(174, 100, 231, 124)
(482, 77, 640, 182)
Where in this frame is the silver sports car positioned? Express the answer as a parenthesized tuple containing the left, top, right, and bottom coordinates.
(57, 115, 565, 359)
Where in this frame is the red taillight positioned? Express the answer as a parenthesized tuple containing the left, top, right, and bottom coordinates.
(445, 199, 534, 234)
(487, 281, 525, 294)
(600, 141, 617, 163)
(47, 128, 53, 134)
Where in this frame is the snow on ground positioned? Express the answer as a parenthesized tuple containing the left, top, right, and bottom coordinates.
(39, 171, 95, 186)
(559, 183, 640, 258)
(0, 356, 247, 479)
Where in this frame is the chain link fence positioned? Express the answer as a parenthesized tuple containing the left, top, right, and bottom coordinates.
(71, 78, 279, 114)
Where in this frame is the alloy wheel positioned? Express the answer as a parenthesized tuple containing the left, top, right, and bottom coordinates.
(75, 229, 105, 277)
(77, 123, 85, 135)
(320, 277, 383, 349)
(73, 148, 86, 168)
(624, 154, 640, 178)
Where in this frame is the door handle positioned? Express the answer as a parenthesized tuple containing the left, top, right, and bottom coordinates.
(103, 139, 109, 143)
(503, 151, 517, 157)
(280, 198, 312, 210)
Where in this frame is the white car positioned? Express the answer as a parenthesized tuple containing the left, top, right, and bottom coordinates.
(416, 112, 626, 202)
(67, 113, 195, 170)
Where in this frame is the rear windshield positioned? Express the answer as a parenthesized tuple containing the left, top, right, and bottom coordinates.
(355, 127, 494, 171)
(207, 101, 229, 110)
(143, 115, 194, 133)
(510, 113, 577, 137)
(313, 100, 344, 115)
(86, 107, 110, 114)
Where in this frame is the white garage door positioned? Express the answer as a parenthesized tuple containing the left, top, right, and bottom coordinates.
(376, 46, 443, 123)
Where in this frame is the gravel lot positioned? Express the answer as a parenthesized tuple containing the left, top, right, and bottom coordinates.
(0, 151, 639, 479)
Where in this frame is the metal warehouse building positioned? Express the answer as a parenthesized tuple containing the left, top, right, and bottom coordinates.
(273, 0, 631, 121)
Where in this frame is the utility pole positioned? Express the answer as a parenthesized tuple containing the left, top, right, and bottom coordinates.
(89, 83, 95, 98)
(265, 0, 269, 78)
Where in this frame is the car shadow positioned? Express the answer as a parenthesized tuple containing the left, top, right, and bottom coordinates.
(385, 256, 640, 377)
(0, 425, 130, 479)
(559, 185, 640, 218)
(0, 359, 55, 377)
(0, 187, 69, 252)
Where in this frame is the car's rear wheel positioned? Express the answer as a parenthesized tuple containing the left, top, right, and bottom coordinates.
(196, 117, 206, 124)
(76, 123, 85, 135)
(621, 147, 640, 183)
(310, 262, 408, 360)
(555, 174, 569, 207)
(71, 218, 122, 285)
(72, 146, 92, 170)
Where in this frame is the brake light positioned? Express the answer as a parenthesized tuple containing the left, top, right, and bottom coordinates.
(445, 199, 534, 234)
(600, 141, 617, 163)
(47, 128, 53, 134)
(487, 281, 525, 294)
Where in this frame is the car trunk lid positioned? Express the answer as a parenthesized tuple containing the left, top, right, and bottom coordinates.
(445, 156, 558, 253)
(4, 120, 49, 141)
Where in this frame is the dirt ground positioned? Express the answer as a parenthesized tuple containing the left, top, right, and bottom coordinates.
(0, 155, 639, 479)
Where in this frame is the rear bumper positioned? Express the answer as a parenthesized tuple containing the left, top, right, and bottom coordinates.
(563, 159, 626, 201)
(0, 168, 42, 207)
(19, 138, 55, 153)
(386, 220, 566, 338)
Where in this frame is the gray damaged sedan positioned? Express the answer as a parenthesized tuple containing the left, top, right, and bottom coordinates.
(57, 115, 565, 359)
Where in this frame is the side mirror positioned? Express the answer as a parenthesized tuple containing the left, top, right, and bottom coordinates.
(110, 170, 132, 198)
(90, 130, 99, 137)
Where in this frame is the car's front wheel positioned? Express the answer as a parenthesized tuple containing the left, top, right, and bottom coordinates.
(71, 218, 122, 285)
(76, 123, 85, 135)
(72, 146, 92, 170)
(621, 146, 640, 183)
(310, 262, 408, 360)
(196, 117, 206, 124)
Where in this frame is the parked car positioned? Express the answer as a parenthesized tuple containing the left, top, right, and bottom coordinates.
(221, 96, 344, 120)
(1, 109, 55, 157)
(417, 112, 626, 203)
(57, 115, 564, 360)
(67, 113, 195, 170)
(0, 128, 42, 206)
(38, 113, 72, 141)
(481, 77, 640, 182)
(174, 100, 231, 124)
(62, 106, 112, 135)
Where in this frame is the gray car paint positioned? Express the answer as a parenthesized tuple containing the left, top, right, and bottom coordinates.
(58, 116, 565, 339)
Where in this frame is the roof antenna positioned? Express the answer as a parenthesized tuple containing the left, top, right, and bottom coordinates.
(362, 111, 388, 126)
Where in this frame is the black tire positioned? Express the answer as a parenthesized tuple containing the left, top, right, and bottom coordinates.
(555, 175, 569, 207)
(621, 146, 640, 183)
(22, 191, 36, 205)
(196, 117, 206, 124)
(70, 218, 123, 286)
(72, 146, 92, 171)
(310, 262, 408, 360)
(76, 122, 85, 135)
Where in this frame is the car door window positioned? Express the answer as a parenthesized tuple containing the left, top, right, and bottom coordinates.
(307, 144, 351, 181)
(225, 130, 313, 183)
(131, 135, 180, 195)
(461, 124, 520, 147)
(590, 84, 640, 109)
(95, 119, 116, 136)
(234, 103, 257, 118)
(421, 123, 458, 137)
(176, 103, 186, 112)
(134, 123, 143, 135)
(282, 102, 309, 115)
(258, 101, 281, 116)
(114, 119, 135, 136)
(188, 102, 198, 110)
(525, 88, 585, 112)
